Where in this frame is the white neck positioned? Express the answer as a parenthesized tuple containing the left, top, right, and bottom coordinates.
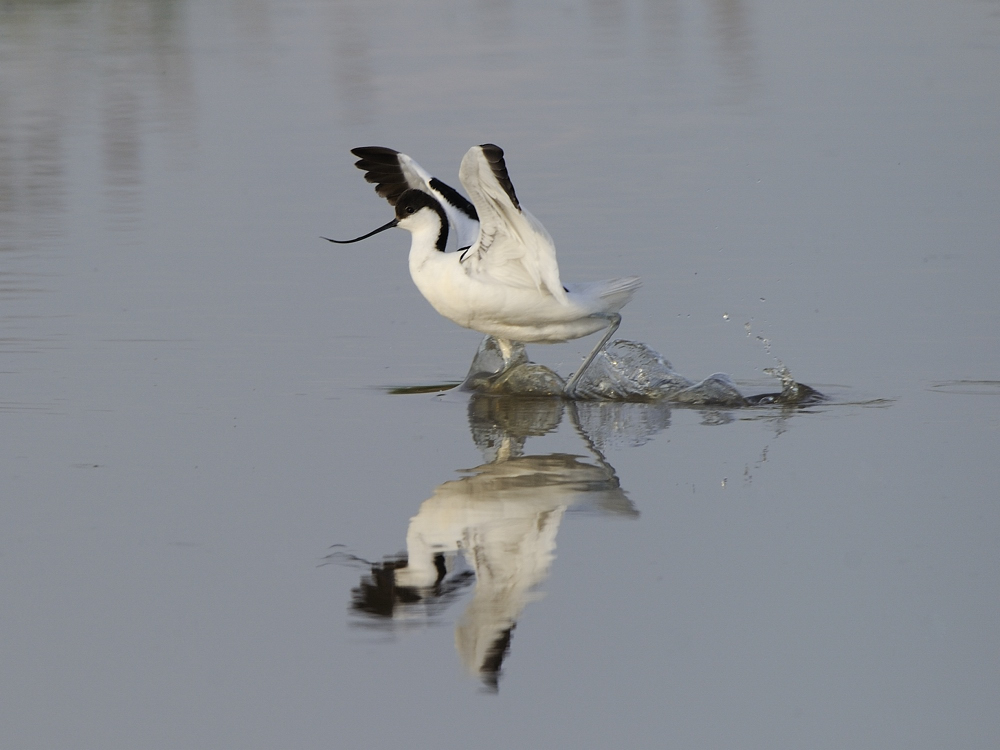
(403, 210, 448, 268)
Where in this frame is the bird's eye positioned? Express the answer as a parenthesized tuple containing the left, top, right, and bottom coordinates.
(406, 206, 415, 214)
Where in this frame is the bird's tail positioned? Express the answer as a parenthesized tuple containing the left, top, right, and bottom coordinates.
(597, 276, 642, 312)
(564, 276, 641, 314)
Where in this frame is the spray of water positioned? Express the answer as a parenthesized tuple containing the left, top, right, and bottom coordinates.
(459, 336, 823, 406)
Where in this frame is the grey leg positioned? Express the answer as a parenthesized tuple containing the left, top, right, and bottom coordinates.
(496, 338, 515, 365)
(564, 313, 620, 399)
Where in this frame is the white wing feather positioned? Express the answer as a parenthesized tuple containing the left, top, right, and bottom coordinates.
(458, 146, 569, 305)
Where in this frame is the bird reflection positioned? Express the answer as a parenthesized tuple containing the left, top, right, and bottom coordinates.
(345, 396, 637, 690)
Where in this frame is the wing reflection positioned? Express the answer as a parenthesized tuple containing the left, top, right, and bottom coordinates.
(346, 396, 637, 690)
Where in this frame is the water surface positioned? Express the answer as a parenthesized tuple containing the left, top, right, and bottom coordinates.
(1, 1, 999, 748)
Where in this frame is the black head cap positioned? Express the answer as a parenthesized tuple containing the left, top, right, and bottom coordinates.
(394, 189, 450, 252)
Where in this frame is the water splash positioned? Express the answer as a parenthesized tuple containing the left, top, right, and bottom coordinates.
(747, 365, 823, 405)
(744, 318, 773, 355)
(459, 336, 823, 406)
(460, 337, 565, 397)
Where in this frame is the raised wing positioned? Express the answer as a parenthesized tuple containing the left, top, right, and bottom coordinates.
(351, 147, 479, 249)
(458, 144, 568, 304)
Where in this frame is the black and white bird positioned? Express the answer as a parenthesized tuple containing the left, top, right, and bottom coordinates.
(328, 144, 640, 397)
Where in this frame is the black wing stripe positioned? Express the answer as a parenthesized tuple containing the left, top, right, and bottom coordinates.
(479, 143, 520, 211)
(429, 177, 478, 221)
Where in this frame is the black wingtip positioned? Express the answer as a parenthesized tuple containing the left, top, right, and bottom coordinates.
(479, 143, 520, 211)
(349, 146, 409, 206)
(350, 146, 399, 160)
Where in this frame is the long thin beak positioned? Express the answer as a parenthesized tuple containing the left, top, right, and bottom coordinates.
(322, 218, 397, 244)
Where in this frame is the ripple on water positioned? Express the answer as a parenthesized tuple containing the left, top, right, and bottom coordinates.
(929, 380, 1000, 396)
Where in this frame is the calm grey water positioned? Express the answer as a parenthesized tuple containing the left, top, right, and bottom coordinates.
(2, 1, 999, 748)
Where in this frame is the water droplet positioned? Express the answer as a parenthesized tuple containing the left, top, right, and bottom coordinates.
(722, 313, 730, 320)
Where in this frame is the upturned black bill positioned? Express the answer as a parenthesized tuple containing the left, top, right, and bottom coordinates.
(323, 218, 398, 244)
